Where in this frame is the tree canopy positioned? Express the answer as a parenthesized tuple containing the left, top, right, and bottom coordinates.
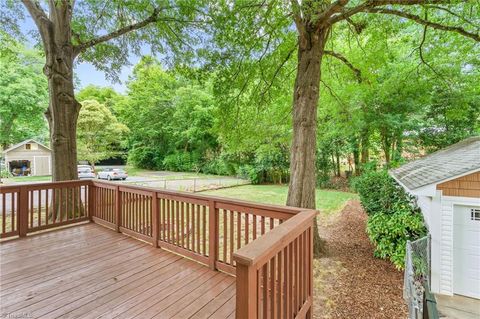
(0, 34, 48, 149)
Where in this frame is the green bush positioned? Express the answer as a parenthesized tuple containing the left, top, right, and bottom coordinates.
(351, 170, 414, 216)
(163, 152, 201, 172)
(353, 170, 427, 269)
(367, 210, 426, 269)
(237, 165, 261, 184)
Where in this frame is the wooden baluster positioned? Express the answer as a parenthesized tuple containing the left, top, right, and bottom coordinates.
(180, 201, 185, 248)
(245, 213, 249, 245)
(223, 209, 227, 262)
(229, 210, 234, 265)
(191, 203, 196, 251)
(12, 193, 16, 232)
(45, 189, 49, 225)
(196, 204, 200, 254)
(278, 251, 283, 319)
(263, 263, 268, 318)
(2, 193, 6, 234)
(237, 211, 241, 250)
(186, 202, 190, 249)
(202, 205, 206, 256)
(38, 189, 41, 226)
(253, 214, 257, 240)
(115, 187, 121, 232)
(271, 256, 276, 319)
(29, 190, 34, 227)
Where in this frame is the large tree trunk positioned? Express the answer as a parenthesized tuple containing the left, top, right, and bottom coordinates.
(40, 4, 80, 181)
(287, 28, 329, 257)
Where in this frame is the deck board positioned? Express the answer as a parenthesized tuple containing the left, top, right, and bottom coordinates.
(0, 223, 236, 318)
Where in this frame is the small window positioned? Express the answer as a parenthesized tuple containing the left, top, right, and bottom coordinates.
(472, 208, 480, 221)
(25, 143, 31, 150)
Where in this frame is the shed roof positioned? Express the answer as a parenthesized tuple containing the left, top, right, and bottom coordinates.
(390, 136, 480, 190)
(2, 139, 51, 154)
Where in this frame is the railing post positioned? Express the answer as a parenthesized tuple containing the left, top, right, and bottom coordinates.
(17, 186, 28, 237)
(88, 183, 95, 221)
(115, 186, 121, 233)
(235, 262, 257, 318)
(208, 199, 218, 270)
(152, 191, 159, 248)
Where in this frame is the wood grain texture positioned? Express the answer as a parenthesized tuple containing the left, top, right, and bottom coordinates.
(0, 224, 235, 319)
(437, 171, 480, 198)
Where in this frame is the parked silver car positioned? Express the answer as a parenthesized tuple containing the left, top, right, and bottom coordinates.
(77, 166, 95, 179)
(97, 168, 128, 181)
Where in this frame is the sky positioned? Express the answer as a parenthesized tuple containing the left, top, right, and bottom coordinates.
(21, 17, 138, 94)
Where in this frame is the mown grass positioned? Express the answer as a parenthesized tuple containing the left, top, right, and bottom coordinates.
(203, 184, 357, 215)
(6, 175, 52, 183)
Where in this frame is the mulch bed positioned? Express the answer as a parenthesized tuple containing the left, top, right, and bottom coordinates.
(314, 200, 408, 319)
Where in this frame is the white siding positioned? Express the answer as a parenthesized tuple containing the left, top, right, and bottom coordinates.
(438, 194, 480, 295)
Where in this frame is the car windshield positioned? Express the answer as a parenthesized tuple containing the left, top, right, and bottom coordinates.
(78, 168, 92, 173)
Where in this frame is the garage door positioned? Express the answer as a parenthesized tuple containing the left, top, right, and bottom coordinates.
(34, 156, 50, 176)
(453, 205, 480, 298)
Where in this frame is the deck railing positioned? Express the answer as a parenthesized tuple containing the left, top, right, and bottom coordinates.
(0, 180, 316, 318)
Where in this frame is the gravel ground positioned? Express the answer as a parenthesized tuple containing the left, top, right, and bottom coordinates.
(314, 200, 407, 319)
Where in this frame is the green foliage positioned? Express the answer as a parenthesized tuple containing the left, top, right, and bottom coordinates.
(367, 210, 426, 269)
(353, 170, 427, 269)
(351, 170, 414, 216)
(0, 34, 48, 148)
(77, 100, 129, 166)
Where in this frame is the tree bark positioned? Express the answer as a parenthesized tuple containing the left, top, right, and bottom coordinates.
(287, 27, 329, 257)
(23, 1, 80, 181)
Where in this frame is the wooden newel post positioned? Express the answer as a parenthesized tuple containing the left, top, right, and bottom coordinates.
(235, 262, 257, 318)
(152, 192, 159, 248)
(115, 186, 121, 233)
(17, 186, 28, 237)
(208, 199, 218, 270)
(88, 183, 95, 221)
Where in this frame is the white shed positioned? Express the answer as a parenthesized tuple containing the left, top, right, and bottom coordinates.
(2, 139, 52, 176)
(390, 137, 480, 299)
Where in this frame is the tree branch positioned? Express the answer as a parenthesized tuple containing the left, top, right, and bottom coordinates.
(290, 0, 306, 37)
(21, 0, 51, 33)
(329, 0, 454, 24)
(317, 0, 350, 24)
(365, 8, 479, 41)
(324, 50, 362, 82)
(73, 7, 163, 56)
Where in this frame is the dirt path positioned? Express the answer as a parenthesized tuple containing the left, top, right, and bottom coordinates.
(314, 200, 407, 319)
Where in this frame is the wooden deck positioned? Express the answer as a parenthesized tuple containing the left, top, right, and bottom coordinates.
(0, 224, 236, 319)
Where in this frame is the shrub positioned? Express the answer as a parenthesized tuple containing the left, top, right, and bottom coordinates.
(163, 152, 201, 172)
(351, 170, 414, 216)
(353, 170, 427, 269)
(367, 210, 427, 269)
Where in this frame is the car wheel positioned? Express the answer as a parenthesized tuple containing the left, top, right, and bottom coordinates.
(123, 178, 126, 180)
(96, 174, 100, 179)
(107, 175, 111, 181)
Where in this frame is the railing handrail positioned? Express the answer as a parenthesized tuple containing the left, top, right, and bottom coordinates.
(233, 209, 317, 267)
(93, 180, 304, 215)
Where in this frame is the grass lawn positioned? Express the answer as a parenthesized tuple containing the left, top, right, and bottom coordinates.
(5, 175, 52, 183)
(203, 184, 357, 215)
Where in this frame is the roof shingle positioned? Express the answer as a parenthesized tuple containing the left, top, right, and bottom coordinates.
(390, 136, 480, 190)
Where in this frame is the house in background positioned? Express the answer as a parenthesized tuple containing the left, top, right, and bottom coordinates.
(2, 139, 52, 176)
(391, 136, 480, 300)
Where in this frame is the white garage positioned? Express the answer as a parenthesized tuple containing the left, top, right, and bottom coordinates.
(391, 136, 480, 299)
(2, 139, 52, 176)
